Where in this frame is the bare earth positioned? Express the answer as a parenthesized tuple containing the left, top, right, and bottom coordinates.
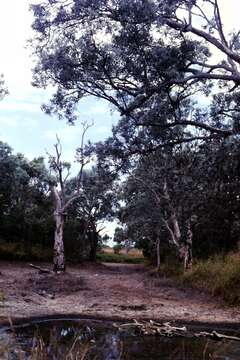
(0, 261, 240, 325)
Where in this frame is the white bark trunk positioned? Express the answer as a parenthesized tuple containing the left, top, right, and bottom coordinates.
(53, 211, 65, 273)
(52, 186, 65, 273)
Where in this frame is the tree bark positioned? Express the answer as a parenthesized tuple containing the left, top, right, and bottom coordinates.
(53, 211, 65, 273)
(185, 221, 193, 270)
(52, 186, 65, 273)
(156, 235, 161, 271)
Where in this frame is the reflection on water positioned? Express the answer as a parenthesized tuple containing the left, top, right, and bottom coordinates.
(1, 319, 240, 359)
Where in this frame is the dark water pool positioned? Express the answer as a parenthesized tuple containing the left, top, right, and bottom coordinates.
(1, 318, 240, 359)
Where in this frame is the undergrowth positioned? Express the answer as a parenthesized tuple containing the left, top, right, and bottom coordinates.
(0, 242, 52, 262)
(96, 252, 145, 264)
(182, 253, 240, 305)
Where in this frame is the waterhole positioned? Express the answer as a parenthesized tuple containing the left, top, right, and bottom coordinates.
(1, 318, 240, 359)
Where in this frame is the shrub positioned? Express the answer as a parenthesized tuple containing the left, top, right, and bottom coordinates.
(182, 253, 240, 305)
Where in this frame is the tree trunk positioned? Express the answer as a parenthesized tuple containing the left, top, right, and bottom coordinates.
(185, 221, 193, 270)
(179, 221, 193, 271)
(53, 211, 65, 273)
(52, 185, 66, 273)
(89, 231, 98, 262)
(156, 235, 161, 271)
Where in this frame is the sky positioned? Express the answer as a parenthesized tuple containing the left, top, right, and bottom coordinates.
(0, 0, 239, 238)
(0, 0, 118, 162)
(0, 0, 119, 239)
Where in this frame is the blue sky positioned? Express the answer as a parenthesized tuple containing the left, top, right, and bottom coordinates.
(0, 0, 118, 162)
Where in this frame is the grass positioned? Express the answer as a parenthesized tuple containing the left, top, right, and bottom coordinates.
(182, 253, 240, 305)
(0, 242, 145, 264)
(0, 290, 4, 302)
(0, 242, 52, 262)
(96, 252, 145, 264)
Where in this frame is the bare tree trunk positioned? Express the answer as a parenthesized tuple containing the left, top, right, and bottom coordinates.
(185, 221, 193, 270)
(179, 221, 193, 271)
(52, 186, 66, 273)
(89, 231, 98, 262)
(53, 211, 65, 272)
(156, 235, 161, 271)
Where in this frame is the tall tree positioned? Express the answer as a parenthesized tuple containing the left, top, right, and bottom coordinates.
(30, 0, 239, 153)
(48, 124, 91, 272)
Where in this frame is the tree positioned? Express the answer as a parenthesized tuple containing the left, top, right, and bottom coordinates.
(120, 147, 197, 270)
(48, 124, 91, 272)
(0, 141, 52, 251)
(68, 166, 116, 261)
(119, 137, 240, 268)
(30, 0, 239, 155)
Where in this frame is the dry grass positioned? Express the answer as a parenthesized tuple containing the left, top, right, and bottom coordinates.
(182, 253, 240, 305)
(98, 247, 144, 263)
(102, 247, 143, 257)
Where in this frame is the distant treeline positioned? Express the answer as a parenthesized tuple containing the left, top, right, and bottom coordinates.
(0, 141, 112, 263)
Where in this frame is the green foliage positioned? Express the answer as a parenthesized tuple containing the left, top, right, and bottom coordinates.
(0, 242, 52, 262)
(113, 244, 123, 254)
(182, 254, 240, 305)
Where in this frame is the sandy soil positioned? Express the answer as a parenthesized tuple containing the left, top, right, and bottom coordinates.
(0, 261, 240, 325)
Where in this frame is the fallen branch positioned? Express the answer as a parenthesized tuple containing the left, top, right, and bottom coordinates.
(28, 263, 51, 274)
(197, 330, 240, 342)
(114, 320, 240, 342)
(114, 320, 187, 336)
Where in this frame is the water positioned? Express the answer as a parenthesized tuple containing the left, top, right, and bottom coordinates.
(1, 318, 240, 359)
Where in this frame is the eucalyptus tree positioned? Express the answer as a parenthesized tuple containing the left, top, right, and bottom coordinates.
(119, 137, 240, 267)
(48, 124, 91, 272)
(0, 141, 52, 249)
(68, 165, 116, 261)
(30, 0, 240, 155)
(121, 147, 199, 270)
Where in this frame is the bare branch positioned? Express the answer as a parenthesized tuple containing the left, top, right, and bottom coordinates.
(166, 19, 240, 65)
(136, 120, 233, 136)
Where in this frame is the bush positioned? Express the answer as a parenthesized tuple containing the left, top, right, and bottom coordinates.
(113, 244, 123, 255)
(182, 253, 240, 305)
(0, 242, 52, 262)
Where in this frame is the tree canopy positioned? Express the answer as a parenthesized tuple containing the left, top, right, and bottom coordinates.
(30, 0, 240, 158)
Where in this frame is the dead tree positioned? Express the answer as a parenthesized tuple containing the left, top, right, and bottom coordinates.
(49, 123, 91, 273)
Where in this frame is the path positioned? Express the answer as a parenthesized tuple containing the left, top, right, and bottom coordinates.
(0, 261, 240, 324)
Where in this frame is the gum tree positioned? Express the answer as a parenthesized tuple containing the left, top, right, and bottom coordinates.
(49, 124, 91, 272)
(30, 0, 240, 148)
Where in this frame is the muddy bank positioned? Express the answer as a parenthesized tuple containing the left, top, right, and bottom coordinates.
(0, 261, 240, 325)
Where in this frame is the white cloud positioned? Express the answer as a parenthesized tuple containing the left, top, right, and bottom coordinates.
(42, 126, 81, 143)
(96, 126, 110, 134)
(0, 101, 40, 113)
(0, 117, 18, 127)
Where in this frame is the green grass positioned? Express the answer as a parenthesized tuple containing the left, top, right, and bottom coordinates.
(96, 252, 145, 264)
(182, 253, 240, 305)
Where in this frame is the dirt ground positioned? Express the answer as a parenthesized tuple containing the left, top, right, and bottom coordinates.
(0, 261, 240, 325)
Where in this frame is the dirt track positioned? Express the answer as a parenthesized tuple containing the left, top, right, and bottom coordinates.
(0, 261, 240, 324)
